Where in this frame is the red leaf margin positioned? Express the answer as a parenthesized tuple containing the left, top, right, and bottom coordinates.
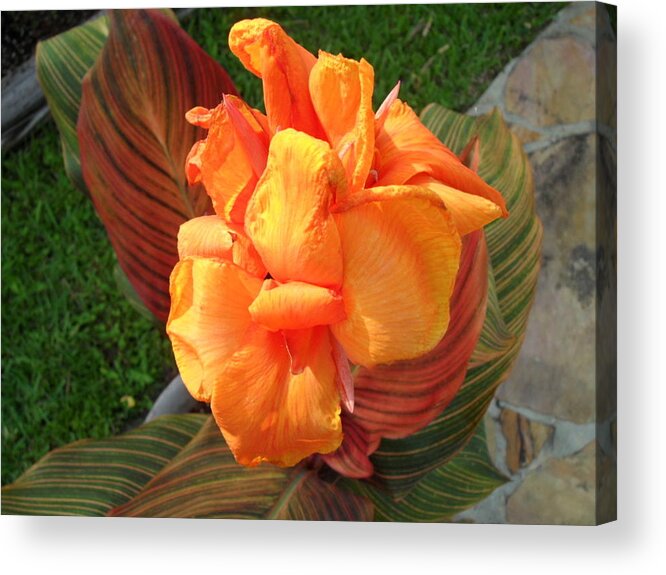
(78, 9, 237, 321)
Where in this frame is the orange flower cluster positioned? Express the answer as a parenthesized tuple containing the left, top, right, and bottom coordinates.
(167, 19, 507, 469)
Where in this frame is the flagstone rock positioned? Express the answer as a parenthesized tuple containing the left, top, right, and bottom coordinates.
(509, 124, 542, 145)
(504, 36, 595, 127)
(506, 441, 597, 525)
(500, 408, 553, 474)
(461, 1, 616, 525)
(497, 133, 598, 423)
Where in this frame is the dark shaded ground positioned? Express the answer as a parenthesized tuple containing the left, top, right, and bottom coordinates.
(2, 10, 96, 76)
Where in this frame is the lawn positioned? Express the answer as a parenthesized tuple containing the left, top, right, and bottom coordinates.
(1, 3, 564, 486)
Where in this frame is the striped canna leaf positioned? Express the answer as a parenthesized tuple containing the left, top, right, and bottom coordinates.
(359, 106, 542, 495)
(2, 415, 373, 520)
(1, 414, 204, 516)
(35, 14, 109, 194)
(35, 9, 179, 195)
(349, 422, 506, 522)
(77, 9, 237, 322)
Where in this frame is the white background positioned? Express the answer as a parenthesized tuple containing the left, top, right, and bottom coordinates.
(1, 0, 665, 573)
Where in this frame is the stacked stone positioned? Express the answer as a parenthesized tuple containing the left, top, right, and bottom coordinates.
(458, 1, 617, 526)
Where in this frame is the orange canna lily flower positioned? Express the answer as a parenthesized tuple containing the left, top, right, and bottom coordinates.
(167, 18, 507, 470)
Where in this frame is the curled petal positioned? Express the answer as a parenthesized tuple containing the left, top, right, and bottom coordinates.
(245, 129, 346, 288)
(185, 140, 205, 185)
(375, 99, 508, 216)
(177, 215, 234, 260)
(197, 96, 269, 226)
(331, 192, 462, 367)
(374, 81, 400, 129)
(231, 232, 267, 279)
(211, 325, 342, 467)
(185, 105, 214, 128)
(229, 18, 323, 137)
(411, 175, 504, 236)
(331, 183, 446, 213)
(332, 337, 354, 413)
(223, 94, 268, 178)
(249, 280, 346, 332)
(351, 231, 489, 440)
(309, 52, 375, 193)
(166, 258, 262, 402)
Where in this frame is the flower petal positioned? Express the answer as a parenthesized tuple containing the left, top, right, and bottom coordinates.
(166, 258, 262, 402)
(177, 215, 234, 260)
(196, 96, 269, 226)
(245, 129, 346, 288)
(211, 325, 342, 467)
(249, 279, 346, 332)
(350, 231, 489, 440)
(309, 52, 375, 193)
(411, 175, 504, 236)
(331, 192, 462, 367)
(332, 337, 354, 413)
(229, 19, 323, 137)
(375, 99, 508, 216)
(231, 232, 267, 279)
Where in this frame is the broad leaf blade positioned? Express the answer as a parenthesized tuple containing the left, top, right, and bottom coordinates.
(35, 9, 179, 195)
(351, 423, 506, 522)
(365, 106, 542, 494)
(78, 9, 237, 322)
(113, 263, 154, 321)
(109, 418, 372, 520)
(2, 416, 373, 520)
(1, 415, 205, 516)
(35, 14, 109, 193)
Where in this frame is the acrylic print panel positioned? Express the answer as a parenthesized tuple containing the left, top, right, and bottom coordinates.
(1, 1, 616, 524)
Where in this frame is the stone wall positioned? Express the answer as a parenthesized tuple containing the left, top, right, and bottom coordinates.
(457, 1, 617, 525)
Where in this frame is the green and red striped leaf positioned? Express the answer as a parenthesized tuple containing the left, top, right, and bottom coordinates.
(357, 106, 542, 495)
(78, 9, 237, 322)
(35, 14, 110, 194)
(1, 414, 204, 516)
(35, 10, 179, 195)
(348, 422, 506, 522)
(110, 417, 372, 520)
(2, 415, 373, 521)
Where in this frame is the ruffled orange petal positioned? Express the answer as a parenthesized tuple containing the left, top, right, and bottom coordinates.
(309, 52, 375, 193)
(166, 258, 262, 402)
(245, 129, 346, 288)
(349, 231, 489, 442)
(231, 232, 267, 279)
(177, 215, 234, 260)
(229, 19, 323, 137)
(192, 96, 269, 226)
(375, 99, 508, 216)
(410, 175, 504, 236)
(210, 325, 342, 467)
(249, 279, 346, 332)
(331, 190, 462, 367)
(185, 140, 205, 184)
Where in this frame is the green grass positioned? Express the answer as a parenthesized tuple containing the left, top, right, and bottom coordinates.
(1, 3, 563, 486)
(1, 128, 177, 485)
